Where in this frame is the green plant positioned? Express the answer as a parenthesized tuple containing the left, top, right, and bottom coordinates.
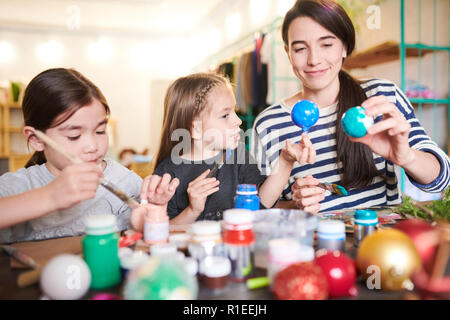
(394, 186, 450, 223)
(11, 82, 20, 102)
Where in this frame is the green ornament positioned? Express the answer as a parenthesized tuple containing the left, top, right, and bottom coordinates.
(124, 257, 198, 300)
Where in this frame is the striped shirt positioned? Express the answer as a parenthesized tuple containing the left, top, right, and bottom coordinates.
(251, 78, 450, 212)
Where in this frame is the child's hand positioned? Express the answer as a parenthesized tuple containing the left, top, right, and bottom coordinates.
(140, 173, 179, 206)
(131, 174, 179, 232)
(187, 169, 220, 216)
(280, 134, 316, 165)
(46, 162, 103, 210)
(291, 175, 325, 214)
(130, 205, 148, 232)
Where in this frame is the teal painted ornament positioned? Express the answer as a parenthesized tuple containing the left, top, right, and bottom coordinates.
(291, 100, 320, 133)
(341, 106, 374, 138)
(123, 257, 198, 300)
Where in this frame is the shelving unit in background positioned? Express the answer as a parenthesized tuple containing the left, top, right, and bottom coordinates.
(345, 0, 449, 198)
(0, 102, 31, 173)
(343, 40, 434, 69)
(267, 17, 300, 104)
(399, 0, 450, 193)
(194, 17, 292, 150)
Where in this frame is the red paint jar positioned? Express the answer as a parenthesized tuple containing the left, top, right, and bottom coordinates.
(222, 209, 255, 282)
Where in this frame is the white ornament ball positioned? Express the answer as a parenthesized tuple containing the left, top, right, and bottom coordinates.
(40, 254, 91, 300)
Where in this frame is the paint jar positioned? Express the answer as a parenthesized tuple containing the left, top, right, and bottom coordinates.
(150, 242, 178, 256)
(253, 209, 317, 260)
(183, 257, 199, 277)
(82, 215, 121, 289)
(169, 232, 191, 256)
(188, 221, 224, 267)
(119, 250, 150, 279)
(143, 204, 169, 245)
(294, 211, 318, 246)
(199, 256, 231, 294)
(354, 210, 378, 247)
(234, 184, 260, 211)
(267, 238, 314, 287)
(223, 209, 255, 282)
(317, 220, 346, 252)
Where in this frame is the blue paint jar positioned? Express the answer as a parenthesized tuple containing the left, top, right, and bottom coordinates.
(353, 210, 378, 247)
(234, 184, 260, 211)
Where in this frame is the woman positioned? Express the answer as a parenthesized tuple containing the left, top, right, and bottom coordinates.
(252, 0, 449, 213)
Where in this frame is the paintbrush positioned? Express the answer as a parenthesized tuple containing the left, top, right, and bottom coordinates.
(207, 148, 232, 178)
(33, 130, 140, 209)
(317, 182, 348, 196)
(1, 245, 40, 269)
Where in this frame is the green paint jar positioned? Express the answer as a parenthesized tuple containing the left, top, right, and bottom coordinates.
(82, 215, 121, 289)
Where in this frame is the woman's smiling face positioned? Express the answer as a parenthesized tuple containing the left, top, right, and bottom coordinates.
(285, 16, 347, 92)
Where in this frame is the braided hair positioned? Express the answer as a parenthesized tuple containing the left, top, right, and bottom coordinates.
(155, 73, 231, 168)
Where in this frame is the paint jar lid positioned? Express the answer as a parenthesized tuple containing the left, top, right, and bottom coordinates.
(298, 245, 315, 262)
(120, 251, 150, 270)
(355, 210, 378, 226)
(183, 257, 198, 277)
(156, 251, 185, 262)
(236, 184, 258, 195)
(190, 221, 221, 235)
(150, 243, 177, 256)
(169, 233, 191, 249)
(84, 215, 117, 235)
(118, 247, 133, 260)
(223, 209, 254, 229)
(199, 256, 231, 278)
(318, 220, 346, 235)
(269, 239, 315, 263)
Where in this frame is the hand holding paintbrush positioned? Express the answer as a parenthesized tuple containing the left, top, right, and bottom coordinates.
(33, 130, 140, 209)
(207, 148, 232, 178)
(317, 182, 348, 196)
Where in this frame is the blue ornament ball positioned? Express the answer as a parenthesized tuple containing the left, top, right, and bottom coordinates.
(291, 100, 320, 133)
(341, 106, 374, 138)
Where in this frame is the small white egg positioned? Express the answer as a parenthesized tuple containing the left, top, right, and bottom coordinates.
(40, 254, 91, 300)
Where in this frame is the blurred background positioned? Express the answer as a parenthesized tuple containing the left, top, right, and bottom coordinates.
(0, 0, 448, 200)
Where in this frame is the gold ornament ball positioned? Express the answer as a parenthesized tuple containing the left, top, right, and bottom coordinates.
(356, 228, 421, 291)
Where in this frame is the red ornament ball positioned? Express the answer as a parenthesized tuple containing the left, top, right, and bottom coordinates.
(314, 249, 358, 298)
(393, 219, 438, 273)
(273, 262, 328, 300)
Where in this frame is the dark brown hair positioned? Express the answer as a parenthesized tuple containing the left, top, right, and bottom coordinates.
(23, 68, 110, 168)
(155, 72, 231, 169)
(282, 0, 378, 189)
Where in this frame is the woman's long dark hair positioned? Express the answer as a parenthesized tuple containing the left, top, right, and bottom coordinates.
(23, 68, 110, 168)
(282, 0, 379, 189)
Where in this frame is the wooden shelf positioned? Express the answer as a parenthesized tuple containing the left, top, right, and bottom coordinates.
(8, 154, 31, 172)
(8, 102, 22, 109)
(0, 102, 21, 108)
(0, 99, 28, 171)
(343, 41, 434, 69)
(6, 127, 23, 133)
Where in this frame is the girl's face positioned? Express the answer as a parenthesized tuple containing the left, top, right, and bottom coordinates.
(44, 99, 109, 175)
(286, 16, 347, 92)
(197, 85, 242, 152)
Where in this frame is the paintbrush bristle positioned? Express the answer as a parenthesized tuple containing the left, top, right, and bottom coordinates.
(331, 184, 348, 196)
